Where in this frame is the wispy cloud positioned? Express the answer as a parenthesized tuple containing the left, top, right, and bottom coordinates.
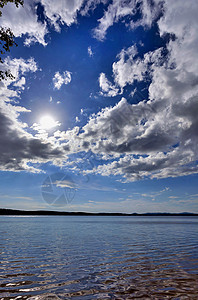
(54, 179, 76, 189)
(0, 195, 33, 201)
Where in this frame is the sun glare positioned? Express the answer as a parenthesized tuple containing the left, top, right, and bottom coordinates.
(40, 115, 57, 130)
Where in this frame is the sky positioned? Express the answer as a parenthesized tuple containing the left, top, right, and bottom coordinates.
(0, 0, 198, 213)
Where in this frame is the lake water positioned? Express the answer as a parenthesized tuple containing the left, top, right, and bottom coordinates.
(0, 216, 198, 299)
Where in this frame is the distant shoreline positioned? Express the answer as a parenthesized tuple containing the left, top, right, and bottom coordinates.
(0, 208, 198, 216)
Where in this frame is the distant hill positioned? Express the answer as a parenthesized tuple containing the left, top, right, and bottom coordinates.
(0, 208, 197, 216)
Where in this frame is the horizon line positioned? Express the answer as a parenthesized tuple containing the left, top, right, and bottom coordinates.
(0, 208, 198, 216)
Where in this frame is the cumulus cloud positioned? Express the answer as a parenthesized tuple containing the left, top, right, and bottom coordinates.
(40, 0, 84, 31)
(13, 77, 26, 89)
(66, 0, 198, 181)
(70, 89, 197, 181)
(80, 0, 108, 16)
(53, 71, 72, 90)
(0, 98, 64, 173)
(0, 0, 162, 46)
(129, 0, 163, 30)
(93, 0, 137, 40)
(0, 0, 48, 46)
(112, 45, 149, 88)
(0, 0, 99, 46)
(0, 58, 66, 172)
(1, 0, 198, 183)
(99, 73, 120, 97)
(93, 0, 163, 41)
(4, 57, 38, 77)
(99, 45, 162, 96)
(0, 57, 38, 102)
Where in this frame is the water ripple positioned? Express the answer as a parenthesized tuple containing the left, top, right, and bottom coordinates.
(0, 216, 198, 299)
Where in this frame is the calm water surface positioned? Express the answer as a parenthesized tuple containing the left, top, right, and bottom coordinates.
(0, 216, 198, 299)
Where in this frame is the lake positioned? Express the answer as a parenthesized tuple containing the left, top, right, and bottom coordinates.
(0, 216, 198, 299)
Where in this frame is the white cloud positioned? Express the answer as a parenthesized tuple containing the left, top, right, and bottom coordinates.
(13, 77, 26, 89)
(93, 0, 163, 41)
(129, 0, 163, 30)
(80, 0, 108, 16)
(0, 0, 48, 46)
(0, 0, 162, 46)
(112, 45, 148, 88)
(0, 57, 38, 102)
(99, 73, 120, 97)
(1, 0, 198, 184)
(93, 0, 138, 41)
(0, 0, 94, 46)
(4, 57, 38, 77)
(88, 46, 93, 57)
(40, 0, 84, 31)
(0, 58, 66, 172)
(1, 0, 160, 47)
(99, 45, 162, 96)
(53, 71, 72, 90)
(54, 179, 76, 189)
(0, 99, 57, 172)
(64, 0, 198, 181)
(76, 116, 80, 123)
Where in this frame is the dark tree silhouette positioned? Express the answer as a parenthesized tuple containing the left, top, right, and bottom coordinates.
(0, 0, 24, 80)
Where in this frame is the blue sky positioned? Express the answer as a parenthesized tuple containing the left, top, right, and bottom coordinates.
(0, 0, 198, 213)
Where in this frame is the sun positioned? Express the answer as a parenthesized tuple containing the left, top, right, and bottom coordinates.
(39, 115, 58, 130)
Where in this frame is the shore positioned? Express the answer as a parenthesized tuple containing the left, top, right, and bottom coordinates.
(0, 208, 197, 216)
